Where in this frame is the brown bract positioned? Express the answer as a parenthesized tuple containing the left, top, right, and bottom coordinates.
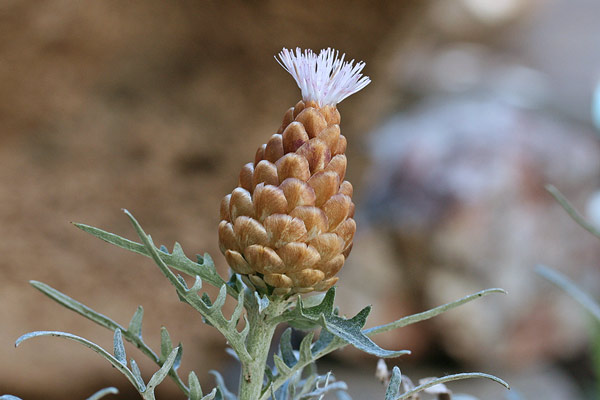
(219, 101, 355, 295)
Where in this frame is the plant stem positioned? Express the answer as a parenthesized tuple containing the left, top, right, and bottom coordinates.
(239, 297, 287, 400)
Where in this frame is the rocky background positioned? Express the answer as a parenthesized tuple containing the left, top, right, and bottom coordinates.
(2, 1, 600, 399)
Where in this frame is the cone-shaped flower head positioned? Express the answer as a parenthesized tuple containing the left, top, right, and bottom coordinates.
(219, 48, 370, 296)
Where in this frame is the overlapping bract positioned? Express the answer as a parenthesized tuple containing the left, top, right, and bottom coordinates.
(219, 100, 355, 295)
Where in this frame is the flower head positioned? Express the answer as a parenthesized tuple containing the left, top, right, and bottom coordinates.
(276, 47, 370, 107)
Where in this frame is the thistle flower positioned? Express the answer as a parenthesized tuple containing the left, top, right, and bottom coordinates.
(219, 47, 370, 296)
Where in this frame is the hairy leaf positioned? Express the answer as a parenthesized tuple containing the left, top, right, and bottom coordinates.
(130, 359, 146, 392)
(16, 331, 143, 392)
(385, 367, 402, 400)
(113, 329, 127, 365)
(146, 347, 180, 394)
(188, 371, 203, 399)
(128, 306, 144, 339)
(160, 327, 173, 362)
(73, 222, 230, 295)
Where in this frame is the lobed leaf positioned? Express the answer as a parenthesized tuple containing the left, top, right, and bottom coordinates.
(28, 281, 190, 395)
(320, 308, 409, 358)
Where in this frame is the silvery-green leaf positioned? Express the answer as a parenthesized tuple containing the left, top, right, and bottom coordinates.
(130, 359, 146, 392)
(311, 329, 335, 355)
(255, 292, 270, 314)
(146, 347, 180, 393)
(320, 308, 409, 358)
(30, 281, 120, 332)
(160, 327, 173, 362)
(188, 371, 203, 400)
(212, 285, 228, 311)
(273, 354, 292, 376)
(16, 331, 143, 392)
(113, 329, 127, 365)
(279, 328, 297, 368)
(201, 388, 217, 400)
(0, 396, 23, 400)
(85, 387, 119, 400)
(385, 367, 402, 400)
(73, 222, 229, 295)
(128, 306, 144, 338)
(173, 344, 183, 370)
(298, 332, 314, 363)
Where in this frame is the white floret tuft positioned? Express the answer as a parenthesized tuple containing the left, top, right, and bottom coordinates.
(276, 47, 371, 106)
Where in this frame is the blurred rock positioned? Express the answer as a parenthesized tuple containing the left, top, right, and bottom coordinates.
(358, 91, 600, 368)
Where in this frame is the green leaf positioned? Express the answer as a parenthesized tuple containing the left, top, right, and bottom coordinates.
(273, 354, 292, 376)
(160, 327, 173, 362)
(146, 347, 180, 394)
(365, 288, 507, 335)
(30, 281, 120, 332)
(320, 308, 409, 358)
(128, 306, 144, 338)
(189, 371, 203, 400)
(113, 329, 127, 365)
(385, 367, 402, 400)
(298, 332, 314, 363)
(130, 359, 146, 392)
(201, 389, 217, 400)
(279, 328, 297, 368)
(73, 221, 229, 294)
(396, 373, 509, 400)
(16, 331, 143, 392)
(86, 387, 119, 400)
(284, 287, 335, 330)
(212, 285, 228, 311)
(28, 281, 190, 395)
(174, 344, 183, 371)
(281, 287, 409, 358)
(311, 329, 335, 355)
(254, 292, 270, 314)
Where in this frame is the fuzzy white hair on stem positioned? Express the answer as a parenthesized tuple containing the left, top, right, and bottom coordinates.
(276, 47, 371, 106)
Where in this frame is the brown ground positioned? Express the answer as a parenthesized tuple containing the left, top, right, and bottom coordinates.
(0, 1, 423, 398)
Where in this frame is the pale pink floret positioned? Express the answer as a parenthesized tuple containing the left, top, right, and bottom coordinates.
(276, 47, 371, 107)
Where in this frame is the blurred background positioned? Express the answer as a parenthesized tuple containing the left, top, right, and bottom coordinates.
(2, 0, 600, 399)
